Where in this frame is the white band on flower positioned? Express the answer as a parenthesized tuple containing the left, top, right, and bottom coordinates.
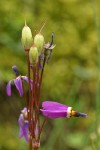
(67, 107, 72, 118)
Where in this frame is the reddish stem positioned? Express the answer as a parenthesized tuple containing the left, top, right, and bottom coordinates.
(31, 66, 37, 139)
(26, 51, 33, 150)
(36, 57, 46, 141)
(38, 117, 47, 141)
(37, 57, 46, 106)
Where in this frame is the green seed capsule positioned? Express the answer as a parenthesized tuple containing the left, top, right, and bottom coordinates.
(22, 23, 33, 50)
(34, 33, 44, 55)
(29, 46, 38, 65)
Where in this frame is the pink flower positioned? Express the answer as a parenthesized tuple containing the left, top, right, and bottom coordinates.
(18, 108, 29, 142)
(40, 101, 87, 118)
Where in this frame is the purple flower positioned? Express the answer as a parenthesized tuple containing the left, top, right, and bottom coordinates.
(6, 76, 29, 96)
(6, 66, 33, 97)
(18, 108, 38, 142)
(40, 101, 87, 118)
(6, 76, 33, 97)
(18, 107, 29, 142)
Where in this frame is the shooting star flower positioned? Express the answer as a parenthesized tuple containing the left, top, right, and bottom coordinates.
(6, 66, 32, 96)
(18, 107, 29, 142)
(40, 101, 87, 118)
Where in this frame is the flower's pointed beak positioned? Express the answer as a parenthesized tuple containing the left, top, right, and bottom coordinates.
(12, 66, 20, 77)
(72, 110, 88, 118)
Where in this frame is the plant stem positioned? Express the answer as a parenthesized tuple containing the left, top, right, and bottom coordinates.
(38, 117, 47, 141)
(36, 57, 46, 140)
(37, 57, 46, 106)
(26, 51, 33, 150)
(31, 66, 36, 139)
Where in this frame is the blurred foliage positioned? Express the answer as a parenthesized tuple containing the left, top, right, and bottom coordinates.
(0, 0, 100, 150)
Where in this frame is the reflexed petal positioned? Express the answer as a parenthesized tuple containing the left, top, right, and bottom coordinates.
(18, 109, 29, 142)
(22, 76, 33, 89)
(23, 122, 29, 142)
(18, 114, 24, 137)
(41, 101, 70, 118)
(21, 107, 27, 114)
(19, 122, 29, 142)
(18, 114, 24, 127)
(42, 101, 68, 110)
(22, 76, 28, 82)
(21, 121, 29, 142)
(19, 127, 23, 138)
(40, 109, 67, 118)
(6, 80, 13, 96)
(14, 77, 23, 96)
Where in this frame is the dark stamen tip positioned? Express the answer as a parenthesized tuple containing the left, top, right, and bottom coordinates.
(75, 112, 88, 118)
(12, 65, 20, 76)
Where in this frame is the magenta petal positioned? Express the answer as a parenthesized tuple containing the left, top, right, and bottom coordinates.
(6, 80, 13, 96)
(40, 109, 67, 118)
(14, 77, 23, 96)
(41, 101, 69, 118)
(42, 101, 68, 110)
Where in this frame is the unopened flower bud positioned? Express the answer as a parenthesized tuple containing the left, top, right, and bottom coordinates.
(22, 22, 33, 50)
(29, 46, 38, 65)
(34, 33, 44, 55)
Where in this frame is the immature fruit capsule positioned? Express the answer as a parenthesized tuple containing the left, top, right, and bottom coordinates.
(34, 33, 44, 55)
(22, 23, 33, 50)
(29, 46, 38, 65)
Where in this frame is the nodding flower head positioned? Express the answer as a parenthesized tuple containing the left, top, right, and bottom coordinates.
(18, 107, 29, 142)
(6, 66, 33, 96)
(40, 101, 88, 119)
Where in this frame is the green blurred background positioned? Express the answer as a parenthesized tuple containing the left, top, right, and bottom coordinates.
(0, 0, 100, 149)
